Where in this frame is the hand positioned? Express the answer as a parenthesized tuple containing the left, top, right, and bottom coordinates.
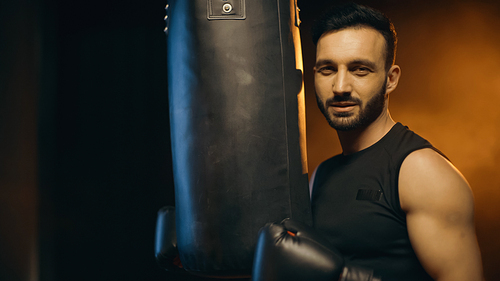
(251, 218, 380, 281)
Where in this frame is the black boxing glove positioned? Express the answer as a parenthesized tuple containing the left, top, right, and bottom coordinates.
(154, 206, 183, 271)
(251, 219, 381, 281)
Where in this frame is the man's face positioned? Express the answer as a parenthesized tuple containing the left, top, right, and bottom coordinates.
(314, 27, 389, 131)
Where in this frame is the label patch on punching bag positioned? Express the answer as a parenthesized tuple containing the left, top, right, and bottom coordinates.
(356, 189, 383, 201)
(207, 0, 246, 20)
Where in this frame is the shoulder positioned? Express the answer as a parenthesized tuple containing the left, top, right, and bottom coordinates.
(309, 155, 343, 197)
(398, 148, 474, 218)
(398, 149, 484, 280)
(309, 165, 319, 198)
(312, 154, 343, 180)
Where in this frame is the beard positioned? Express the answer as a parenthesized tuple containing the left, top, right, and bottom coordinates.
(316, 82, 387, 131)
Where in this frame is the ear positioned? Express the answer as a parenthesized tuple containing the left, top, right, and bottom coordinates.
(385, 65, 401, 95)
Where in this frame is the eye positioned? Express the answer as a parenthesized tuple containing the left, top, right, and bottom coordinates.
(352, 66, 372, 76)
(316, 66, 336, 75)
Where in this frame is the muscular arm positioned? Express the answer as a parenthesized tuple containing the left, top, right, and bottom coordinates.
(399, 148, 484, 281)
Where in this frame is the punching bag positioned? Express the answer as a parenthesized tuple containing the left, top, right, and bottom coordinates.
(165, 0, 311, 277)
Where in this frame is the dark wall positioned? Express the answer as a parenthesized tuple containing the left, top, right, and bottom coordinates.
(36, 0, 177, 280)
(0, 0, 39, 280)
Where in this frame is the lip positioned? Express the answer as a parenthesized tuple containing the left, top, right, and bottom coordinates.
(329, 102, 358, 113)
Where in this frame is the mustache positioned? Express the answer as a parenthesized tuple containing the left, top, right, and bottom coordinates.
(325, 95, 362, 104)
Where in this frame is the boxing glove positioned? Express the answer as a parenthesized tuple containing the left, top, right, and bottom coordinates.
(154, 206, 183, 271)
(251, 219, 381, 281)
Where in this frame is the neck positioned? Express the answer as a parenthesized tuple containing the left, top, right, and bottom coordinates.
(337, 112, 396, 155)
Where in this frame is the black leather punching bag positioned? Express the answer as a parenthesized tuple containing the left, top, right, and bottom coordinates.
(165, 0, 311, 277)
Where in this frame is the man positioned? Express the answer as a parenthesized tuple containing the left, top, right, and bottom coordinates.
(309, 2, 484, 281)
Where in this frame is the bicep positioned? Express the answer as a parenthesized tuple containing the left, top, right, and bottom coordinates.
(405, 204, 482, 280)
(399, 149, 483, 281)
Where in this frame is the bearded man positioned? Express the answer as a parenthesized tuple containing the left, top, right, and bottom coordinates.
(308, 3, 484, 281)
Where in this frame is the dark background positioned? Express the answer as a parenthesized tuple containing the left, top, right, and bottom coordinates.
(1, 0, 500, 280)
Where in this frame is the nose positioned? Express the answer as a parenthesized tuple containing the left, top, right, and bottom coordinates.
(332, 68, 352, 95)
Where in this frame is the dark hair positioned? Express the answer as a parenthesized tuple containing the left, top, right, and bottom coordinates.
(312, 2, 397, 70)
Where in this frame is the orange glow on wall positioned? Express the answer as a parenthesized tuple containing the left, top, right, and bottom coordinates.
(291, 0, 308, 174)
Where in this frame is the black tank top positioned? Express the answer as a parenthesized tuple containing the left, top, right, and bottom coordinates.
(311, 123, 438, 281)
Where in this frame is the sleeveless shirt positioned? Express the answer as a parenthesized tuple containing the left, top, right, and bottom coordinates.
(311, 123, 438, 281)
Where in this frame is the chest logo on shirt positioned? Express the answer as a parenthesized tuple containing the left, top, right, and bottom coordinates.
(356, 189, 383, 201)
